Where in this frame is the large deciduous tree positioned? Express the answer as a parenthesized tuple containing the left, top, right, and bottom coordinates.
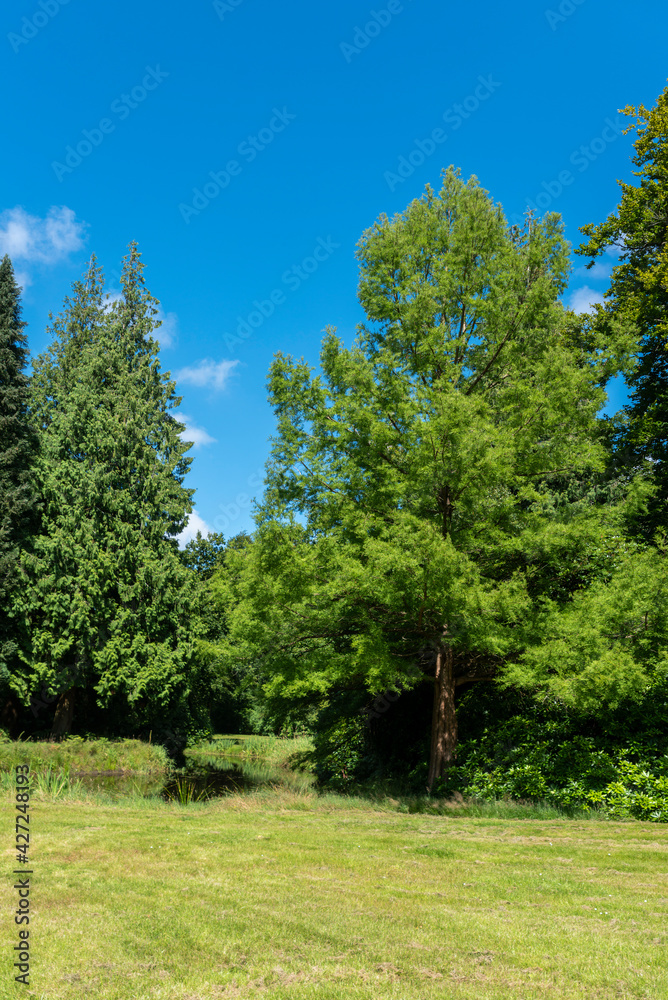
(14, 245, 199, 737)
(578, 82, 668, 534)
(223, 168, 634, 791)
(0, 256, 39, 707)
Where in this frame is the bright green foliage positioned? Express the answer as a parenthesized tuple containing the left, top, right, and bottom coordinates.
(14, 246, 199, 733)
(0, 256, 39, 684)
(459, 737, 668, 822)
(195, 534, 281, 735)
(578, 83, 668, 531)
(222, 169, 635, 762)
(507, 545, 668, 709)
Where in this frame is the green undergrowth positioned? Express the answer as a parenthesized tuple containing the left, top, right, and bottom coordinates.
(307, 683, 668, 823)
(0, 734, 170, 774)
(449, 716, 668, 823)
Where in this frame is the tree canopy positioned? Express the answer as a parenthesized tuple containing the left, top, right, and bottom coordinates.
(578, 82, 668, 534)
(219, 167, 638, 789)
(12, 246, 199, 738)
(0, 256, 39, 693)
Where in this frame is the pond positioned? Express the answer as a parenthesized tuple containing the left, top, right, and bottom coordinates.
(72, 753, 314, 802)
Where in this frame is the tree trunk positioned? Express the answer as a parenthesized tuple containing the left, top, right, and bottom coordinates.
(1, 693, 21, 738)
(427, 644, 457, 794)
(51, 687, 76, 738)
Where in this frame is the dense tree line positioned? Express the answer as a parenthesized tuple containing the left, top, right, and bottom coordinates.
(1, 84, 667, 797)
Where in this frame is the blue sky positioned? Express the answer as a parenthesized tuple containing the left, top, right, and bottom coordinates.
(2, 0, 666, 542)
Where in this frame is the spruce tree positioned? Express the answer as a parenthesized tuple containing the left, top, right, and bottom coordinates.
(0, 256, 39, 698)
(17, 245, 200, 738)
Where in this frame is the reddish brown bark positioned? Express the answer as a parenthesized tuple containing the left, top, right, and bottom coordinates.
(426, 644, 457, 794)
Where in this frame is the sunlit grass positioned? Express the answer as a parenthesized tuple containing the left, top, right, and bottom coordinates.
(0, 735, 169, 774)
(1, 782, 667, 999)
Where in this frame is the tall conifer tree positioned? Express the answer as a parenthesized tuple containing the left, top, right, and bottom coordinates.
(17, 246, 199, 737)
(578, 83, 668, 534)
(0, 256, 39, 695)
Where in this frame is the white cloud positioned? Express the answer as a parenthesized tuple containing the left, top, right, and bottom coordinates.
(179, 414, 217, 449)
(568, 286, 605, 315)
(156, 310, 178, 348)
(175, 510, 212, 549)
(0, 206, 86, 266)
(175, 358, 238, 391)
(13, 270, 31, 291)
(573, 260, 613, 281)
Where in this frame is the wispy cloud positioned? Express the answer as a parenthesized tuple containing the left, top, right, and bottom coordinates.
(179, 415, 217, 449)
(568, 286, 605, 315)
(0, 205, 87, 270)
(175, 358, 238, 391)
(175, 510, 213, 548)
(574, 245, 620, 282)
(573, 260, 613, 281)
(156, 310, 178, 348)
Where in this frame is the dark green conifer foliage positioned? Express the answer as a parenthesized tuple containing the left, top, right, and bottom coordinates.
(0, 255, 39, 687)
(578, 83, 668, 533)
(181, 531, 227, 580)
(16, 245, 199, 735)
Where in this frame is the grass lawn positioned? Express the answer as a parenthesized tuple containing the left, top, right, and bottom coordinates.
(1, 786, 667, 999)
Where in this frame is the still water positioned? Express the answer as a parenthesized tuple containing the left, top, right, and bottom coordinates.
(73, 754, 314, 801)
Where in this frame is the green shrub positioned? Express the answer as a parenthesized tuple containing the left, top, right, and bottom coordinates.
(445, 687, 668, 821)
(311, 714, 371, 790)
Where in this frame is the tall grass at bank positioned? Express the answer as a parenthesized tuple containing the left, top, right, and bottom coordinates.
(186, 733, 313, 769)
(0, 734, 170, 773)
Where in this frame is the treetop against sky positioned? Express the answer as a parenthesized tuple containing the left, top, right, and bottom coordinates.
(1, 0, 666, 541)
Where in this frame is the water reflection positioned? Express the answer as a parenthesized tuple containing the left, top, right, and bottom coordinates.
(74, 753, 314, 801)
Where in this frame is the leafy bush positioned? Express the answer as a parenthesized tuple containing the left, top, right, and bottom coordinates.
(443, 682, 668, 821)
(305, 677, 668, 820)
